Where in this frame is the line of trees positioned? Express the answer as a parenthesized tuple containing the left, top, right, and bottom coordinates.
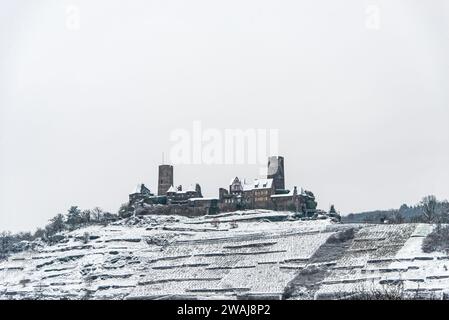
(35, 206, 118, 241)
(388, 196, 449, 224)
(0, 231, 35, 260)
(343, 195, 449, 224)
(1, 206, 118, 260)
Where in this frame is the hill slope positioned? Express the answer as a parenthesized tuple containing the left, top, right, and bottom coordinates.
(1, 210, 448, 300)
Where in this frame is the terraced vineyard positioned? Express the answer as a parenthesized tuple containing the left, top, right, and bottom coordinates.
(1, 210, 448, 299)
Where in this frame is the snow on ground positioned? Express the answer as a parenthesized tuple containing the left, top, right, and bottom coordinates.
(1, 211, 448, 300)
(315, 223, 449, 299)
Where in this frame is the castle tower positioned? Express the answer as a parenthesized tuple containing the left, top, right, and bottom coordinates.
(158, 165, 173, 196)
(267, 156, 285, 191)
(195, 183, 202, 197)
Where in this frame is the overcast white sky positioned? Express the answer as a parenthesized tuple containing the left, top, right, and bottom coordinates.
(1, 0, 449, 232)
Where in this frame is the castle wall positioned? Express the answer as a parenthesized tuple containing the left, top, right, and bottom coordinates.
(135, 204, 213, 217)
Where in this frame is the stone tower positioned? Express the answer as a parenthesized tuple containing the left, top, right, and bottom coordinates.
(267, 156, 285, 191)
(158, 165, 173, 196)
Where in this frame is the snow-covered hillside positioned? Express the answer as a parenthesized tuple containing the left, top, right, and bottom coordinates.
(1, 210, 448, 300)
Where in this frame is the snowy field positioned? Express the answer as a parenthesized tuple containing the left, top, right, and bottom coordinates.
(0, 210, 448, 300)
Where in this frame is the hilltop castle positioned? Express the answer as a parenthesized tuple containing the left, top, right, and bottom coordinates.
(218, 156, 317, 214)
(127, 156, 318, 217)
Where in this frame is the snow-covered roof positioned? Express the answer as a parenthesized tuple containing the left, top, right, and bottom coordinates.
(253, 178, 273, 189)
(131, 184, 144, 195)
(271, 188, 295, 198)
(188, 197, 218, 201)
(243, 183, 253, 191)
(229, 177, 241, 186)
(166, 185, 176, 193)
(242, 178, 273, 191)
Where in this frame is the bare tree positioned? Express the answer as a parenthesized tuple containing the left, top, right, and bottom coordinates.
(81, 210, 91, 225)
(91, 207, 103, 222)
(421, 195, 438, 223)
(391, 210, 405, 224)
(439, 201, 449, 223)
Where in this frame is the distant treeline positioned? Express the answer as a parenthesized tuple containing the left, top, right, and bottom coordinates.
(343, 205, 422, 223)
(343, 196, 449, 224)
